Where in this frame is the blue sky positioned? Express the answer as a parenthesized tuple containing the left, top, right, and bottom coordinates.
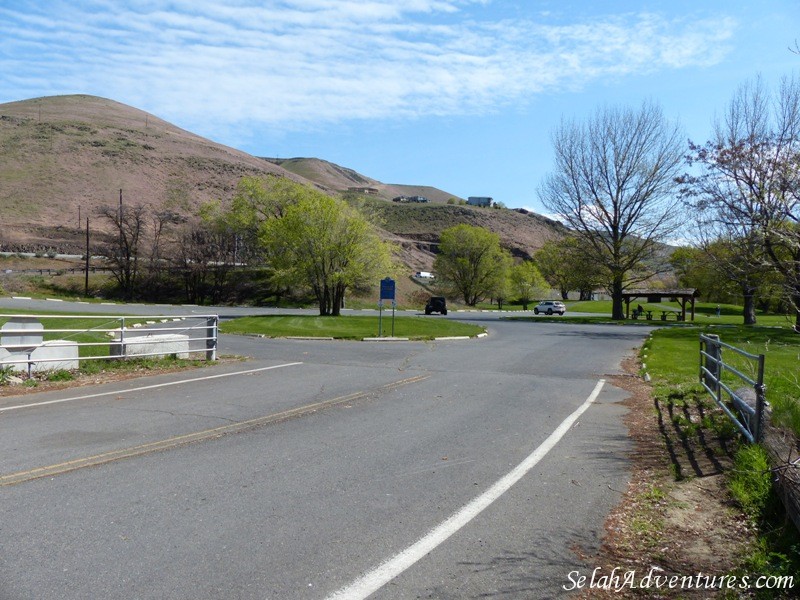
(1, 0, 798, 213)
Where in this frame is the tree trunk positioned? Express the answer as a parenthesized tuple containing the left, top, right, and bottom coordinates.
(330, 284, 345, 317)
(742, 285, 757, 325)
(611, 278, 625, 320)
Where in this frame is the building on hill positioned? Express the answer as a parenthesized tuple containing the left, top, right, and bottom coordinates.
(467, 196, 494, 207)
(348, 187, 379, 195)
(392, 195, 429, 203)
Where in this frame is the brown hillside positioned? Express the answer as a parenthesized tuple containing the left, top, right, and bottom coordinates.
(266, 157, 379, 191)
(0, 95, 305, 251)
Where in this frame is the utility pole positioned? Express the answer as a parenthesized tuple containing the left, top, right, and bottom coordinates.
(84, 217, 90, 297)
(119, 188, 123, 256)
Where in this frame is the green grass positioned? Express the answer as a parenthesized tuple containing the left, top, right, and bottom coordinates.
(220, 314, 485, 340)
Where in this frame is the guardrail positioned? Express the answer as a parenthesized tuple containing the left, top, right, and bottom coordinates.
(699, 333, 765, 443)
(0, 314, 218, 375)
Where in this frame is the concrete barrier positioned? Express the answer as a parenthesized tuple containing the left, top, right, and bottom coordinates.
(0, 340, 79, 373)
(110, 332, 191, 359)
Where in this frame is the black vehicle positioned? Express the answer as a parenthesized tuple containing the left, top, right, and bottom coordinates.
(425, 296, 447, 315)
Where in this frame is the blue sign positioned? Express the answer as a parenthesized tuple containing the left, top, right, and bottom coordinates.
(380, 278, 396, 300)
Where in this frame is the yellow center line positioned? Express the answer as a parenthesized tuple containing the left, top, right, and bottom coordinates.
(1, 374, 429, 487)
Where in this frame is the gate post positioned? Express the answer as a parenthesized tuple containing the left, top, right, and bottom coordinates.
(702, 334, 721, 394)
(753, 354, 766, 442)
(206, 316, 218, 361)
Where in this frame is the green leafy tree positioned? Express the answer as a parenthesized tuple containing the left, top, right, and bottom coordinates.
(226, 175, 315, 263)
(539, 101, 684, 319)
(491, 252, 514, 309)
(534, 237, 603, 300)
(434, 224, 510, 306)
(260, 191, 394, 316)
(669, 246, 738, 303)
(510, 261, 549, 310)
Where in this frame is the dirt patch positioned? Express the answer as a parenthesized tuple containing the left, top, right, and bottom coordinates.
(581, 357, 751, 598)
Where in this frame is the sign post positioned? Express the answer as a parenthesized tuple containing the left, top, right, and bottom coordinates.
(379, 278, 396, 337)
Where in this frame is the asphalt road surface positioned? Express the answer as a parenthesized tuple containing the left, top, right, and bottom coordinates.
(0, 304, 652, 599)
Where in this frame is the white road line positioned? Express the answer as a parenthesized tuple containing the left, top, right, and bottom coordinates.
(0, 362, 304, 413)
(324, 379, 607, 600)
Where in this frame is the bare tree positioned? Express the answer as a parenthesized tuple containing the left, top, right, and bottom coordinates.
(680, 75, 800, 328)
(98, 203, 148, 300)
(539, 101, 684, 319)
(175, 223, 237, 304)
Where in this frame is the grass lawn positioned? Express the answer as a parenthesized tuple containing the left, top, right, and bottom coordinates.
(220, 314, 485, 340)
(567, 300, 796, 327)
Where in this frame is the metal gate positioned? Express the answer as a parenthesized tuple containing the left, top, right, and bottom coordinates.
(699, 333, 766, 443)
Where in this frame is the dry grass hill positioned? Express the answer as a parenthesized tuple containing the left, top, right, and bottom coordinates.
(0, 95, 564, 274)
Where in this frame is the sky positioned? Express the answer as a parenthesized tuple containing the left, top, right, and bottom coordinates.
(1, 0, 799, 214)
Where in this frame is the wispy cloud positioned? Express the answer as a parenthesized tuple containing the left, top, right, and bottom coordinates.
(0, 1, 736, 134)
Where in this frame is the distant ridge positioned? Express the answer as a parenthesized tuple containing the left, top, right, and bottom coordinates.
(265, 157, 460, 203)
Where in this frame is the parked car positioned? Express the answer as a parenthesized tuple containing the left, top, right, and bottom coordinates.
(425, 296, 447, 315)
(533, 300, 566, 315)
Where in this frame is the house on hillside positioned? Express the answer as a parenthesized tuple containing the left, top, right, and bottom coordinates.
(393, 195, 429, 203)
(467, 196, 494, 207)
(348, 187, 379, 195)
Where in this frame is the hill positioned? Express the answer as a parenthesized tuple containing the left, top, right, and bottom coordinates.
(0, 95, 302, 251)
(266, 157, 461, 204)
(0, 95, 564, 275)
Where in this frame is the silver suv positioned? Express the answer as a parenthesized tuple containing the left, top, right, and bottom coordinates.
(533, 300, 566, 315)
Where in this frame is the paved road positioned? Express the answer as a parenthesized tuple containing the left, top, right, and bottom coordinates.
(0, 306, 651, 599)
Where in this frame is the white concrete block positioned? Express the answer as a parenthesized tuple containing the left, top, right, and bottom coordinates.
(110, 333, 190, 359)
(0, 340, 79, 372)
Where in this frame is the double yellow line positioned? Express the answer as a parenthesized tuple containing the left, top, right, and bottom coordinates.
(1, 374, 429, 487)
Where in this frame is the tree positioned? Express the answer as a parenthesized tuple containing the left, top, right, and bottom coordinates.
(98, 203, 148, 300)
(510, 260, 549, 310)
(434, 224, 511, 306)
(260, 190, 394, 316)
(226, 175, 312, 264)
(669, 245, 738, 303)
(174, 211, 238, 305)
(539, 101, 684, 319)
(491, 252, 513, 309)
(534, 236, 603, 300)
(680, 75, 800, 328)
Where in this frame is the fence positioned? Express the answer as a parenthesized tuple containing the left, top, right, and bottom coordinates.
(699, 333, 766, 443)
(0, 314, 218, 375)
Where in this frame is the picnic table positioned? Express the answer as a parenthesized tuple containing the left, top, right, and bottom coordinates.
(660, 311, 684, 321)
